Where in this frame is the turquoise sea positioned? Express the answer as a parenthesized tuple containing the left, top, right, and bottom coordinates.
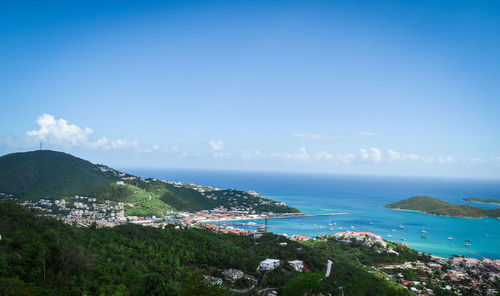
(127, 169, 500, 260)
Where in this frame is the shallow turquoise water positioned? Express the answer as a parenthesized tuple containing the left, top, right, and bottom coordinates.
(128, 169, 500, 259)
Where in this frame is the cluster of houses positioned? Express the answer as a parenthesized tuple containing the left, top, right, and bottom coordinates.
(200, 223, 253, 235)
(380, 253, 500, 295)
(20, 195, 130, 227)
(257, 258, 305, 272)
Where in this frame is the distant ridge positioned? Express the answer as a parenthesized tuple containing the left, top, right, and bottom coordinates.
(384, 195, 500, 218)
(0, 150, 118, 199)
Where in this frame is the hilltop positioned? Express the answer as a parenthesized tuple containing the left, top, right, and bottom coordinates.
(0, 150, 118, 200)
(0, 150, 298, 215)
(384, 196, 500, 218)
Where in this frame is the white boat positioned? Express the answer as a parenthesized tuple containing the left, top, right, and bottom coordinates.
(399, 224, 405, 229)
(338, 227, 343, 230)
(392, 229, 396, 232)
(247, 222, 257, 226)
(465, 239, 471, 246)
(328, 219, 333, 227)
(369, 221, 374, 225)
(401, 238, 406, 241)
(421, 234, 426, 238)
(387, 234, 392, 238)
(447, 236, 453, 240)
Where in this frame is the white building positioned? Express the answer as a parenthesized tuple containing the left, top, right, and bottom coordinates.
(288, 260, 304, 272)
(258, 259, 280, 271)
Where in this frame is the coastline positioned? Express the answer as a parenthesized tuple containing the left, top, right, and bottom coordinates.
(382, 207, 485, 219)
(464, 199, 500, 206)
(200, 212, 349, 223)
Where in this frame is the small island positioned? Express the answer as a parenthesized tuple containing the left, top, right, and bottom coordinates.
(463, 197, 500, 206)
(383, 196, 500, 218)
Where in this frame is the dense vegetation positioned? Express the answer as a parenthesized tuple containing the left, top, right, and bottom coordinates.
(0, 201, 416, 295)
(384, 196, 500, 218)
(463, 197, 500, 205)
(0, 150, 117, 200)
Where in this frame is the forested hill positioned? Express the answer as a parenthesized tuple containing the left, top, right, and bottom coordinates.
(0, 201, 414, 296)
(0, 150, 299, 214)
(384, 196, 500, 218)
(0, 150, 118, 200)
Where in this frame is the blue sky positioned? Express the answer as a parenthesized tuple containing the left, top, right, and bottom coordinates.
(1, 0, 499, 178)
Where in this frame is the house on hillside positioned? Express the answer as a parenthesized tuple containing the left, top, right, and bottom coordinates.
(258, 259, 280, 271)
(288, 260, 304, 272)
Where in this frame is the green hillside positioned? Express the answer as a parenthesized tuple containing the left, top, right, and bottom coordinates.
(0, 150, 299, 214)
(128, 178, 300, 213)
(0, 201, 413, 296)
(384, 196, 500, 218)
(0, 150, 117, 200)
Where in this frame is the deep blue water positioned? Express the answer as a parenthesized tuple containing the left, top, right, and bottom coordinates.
(126, 168, 500, 259)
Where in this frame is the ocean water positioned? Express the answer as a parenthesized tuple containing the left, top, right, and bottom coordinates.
(126, 169, 500, 260)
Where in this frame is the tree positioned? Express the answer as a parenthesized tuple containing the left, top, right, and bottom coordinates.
(178, 270, 226, 296)
(282, 272, 327, 296)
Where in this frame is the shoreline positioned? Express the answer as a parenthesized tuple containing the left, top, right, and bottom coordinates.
(464, 199, 500, 206)
(200, 212, 349, 223)
(382, 207, 486, 219)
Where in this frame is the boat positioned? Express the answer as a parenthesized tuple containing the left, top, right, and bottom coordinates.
(465, 239, 471, 246)
(328, 219, 333, 227)
(334, 222, 337, 225)
(369, 221, 374, 225)
(447, 236, 453, 240)
(330, 227, 334, 231)
(399, 224, 405, 229)
(338, 227, 343, 230)
(401, 238, 406, 241)
(421, 234, 426, 238)
(247, 222, 257, 226)
(387, 234, 392, 238)
(421, 228, 426, 233)
(392, 229, 396, 232)
(257, 225, 266, 232)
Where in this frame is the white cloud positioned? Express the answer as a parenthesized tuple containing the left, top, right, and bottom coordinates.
(208, 140, 224, 151)
(387, 149, 401, 162)
(336, 153, 356, 164)
(315, 151, 333, 161)
(359, 147, 382, 163)
(241, 150, 262, 161)
(26, 114, 138, 150)
(27, 114, 93, 145)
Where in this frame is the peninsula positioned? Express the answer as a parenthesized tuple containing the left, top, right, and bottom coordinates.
(383, 196, 500, 218)
(463, 197, 500, 206)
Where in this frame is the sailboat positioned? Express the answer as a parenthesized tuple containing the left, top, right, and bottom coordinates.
(328, 219, 333, 227)
(465, 239, 471, 246)
(447, 235, 453, 240)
